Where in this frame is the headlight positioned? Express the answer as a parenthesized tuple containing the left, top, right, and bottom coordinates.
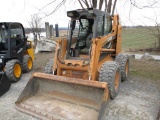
(88, 10, 93, 14)
(27, 41, 31, 45)
(67, 12, 74, 17)
(0, 59, 2, 63)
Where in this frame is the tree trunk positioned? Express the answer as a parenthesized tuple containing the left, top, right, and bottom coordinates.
(107, 0, 112, 14)
(78, 0, 85, 9)
(84, 0, 90, 8)
(99, 0, 104, 10)
(92, 0, 97, 8)
(38, 33, 41, 40)
(105, 0, 108, 12)
(34, 33, 38, 47)
(158, 36, 160, 49)
(112, 0, 117, 15)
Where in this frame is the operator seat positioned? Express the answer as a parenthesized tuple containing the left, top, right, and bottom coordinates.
(4, 38, 16, 50)
(0, 39, 8, 54)
(81, 33, 93, 54)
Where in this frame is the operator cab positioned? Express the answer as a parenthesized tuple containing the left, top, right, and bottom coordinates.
(0, 22, 28, 68)
(0, 23, 25, 54)
(66, 8, 112, 59)
(0, 23, 8, 54)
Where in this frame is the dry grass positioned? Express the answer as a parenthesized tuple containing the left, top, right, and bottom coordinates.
(56, 28, 158, 51)
(122, 28, 157, 51)
(130, 59, 160, 80)
(33, 52, 160, 80)
(59, 30, 68, 36)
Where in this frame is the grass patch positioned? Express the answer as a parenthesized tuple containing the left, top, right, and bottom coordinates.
(57, 28, 157, 51)
(122, 28, 157, 51)
(130, 59, 160, 80)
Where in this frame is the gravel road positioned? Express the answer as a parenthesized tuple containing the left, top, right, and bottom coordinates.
(106, 76, 160, 120)
(0, 73, 35, 120)
(0, 72, 159, 120)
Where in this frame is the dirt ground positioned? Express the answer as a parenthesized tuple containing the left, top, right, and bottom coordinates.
(0, 52, 160, 120)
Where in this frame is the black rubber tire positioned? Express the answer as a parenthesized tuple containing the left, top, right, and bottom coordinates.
(45, 58, 54, 74)
(22, 55, 33, 73)
(5, 59, 22, 82)
(115, 54, 129, 81)
(99, 61, 121, 99)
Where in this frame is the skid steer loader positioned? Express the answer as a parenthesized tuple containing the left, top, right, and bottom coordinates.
(0, 22, 34, 96)
(16, 8, 129, 120)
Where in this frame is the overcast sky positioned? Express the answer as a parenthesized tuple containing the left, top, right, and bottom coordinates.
(0, 0, 160, 27)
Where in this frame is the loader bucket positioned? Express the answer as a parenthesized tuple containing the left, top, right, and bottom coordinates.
(0, 72, 11, 96)
(15, 72, 110, 120)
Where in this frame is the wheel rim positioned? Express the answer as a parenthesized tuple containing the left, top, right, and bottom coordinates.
(114, 71, 120, 91)
(14, 64, 21, 78)
(27, 58, 32, 69)
(125, 60, 129, 76)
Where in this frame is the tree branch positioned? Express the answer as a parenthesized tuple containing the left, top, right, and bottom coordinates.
(89, 0, 93, 7)
(112, 0, 117, 15)
(99, 0, 104, 10)
(107, 0, 112, 14)
(92, 0, 97, 8)
(105, 0, 108, 12)
(84, 0, 90, 8)
(129, 0, 159, 9)
(78, 0, 85, 9)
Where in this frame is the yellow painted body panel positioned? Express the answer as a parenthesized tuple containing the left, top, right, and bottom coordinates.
(25, 41, 35, 61)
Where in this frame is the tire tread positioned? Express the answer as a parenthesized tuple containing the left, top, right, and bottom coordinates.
(99, 61, 121, 99)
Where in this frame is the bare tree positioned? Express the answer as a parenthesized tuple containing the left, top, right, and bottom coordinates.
(36, 0, 160, 17)
(38, 0, 118, 16)
(143, 16, 160, 49)
(125, 0, 160, 49)
(128, 0, 159, 9)
(28, 14, 42, 47)
(38, 0, 67, 17)
(76, 0, 117, 15)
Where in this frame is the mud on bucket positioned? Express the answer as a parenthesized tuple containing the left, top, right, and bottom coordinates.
(15, 72, 110, 120)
